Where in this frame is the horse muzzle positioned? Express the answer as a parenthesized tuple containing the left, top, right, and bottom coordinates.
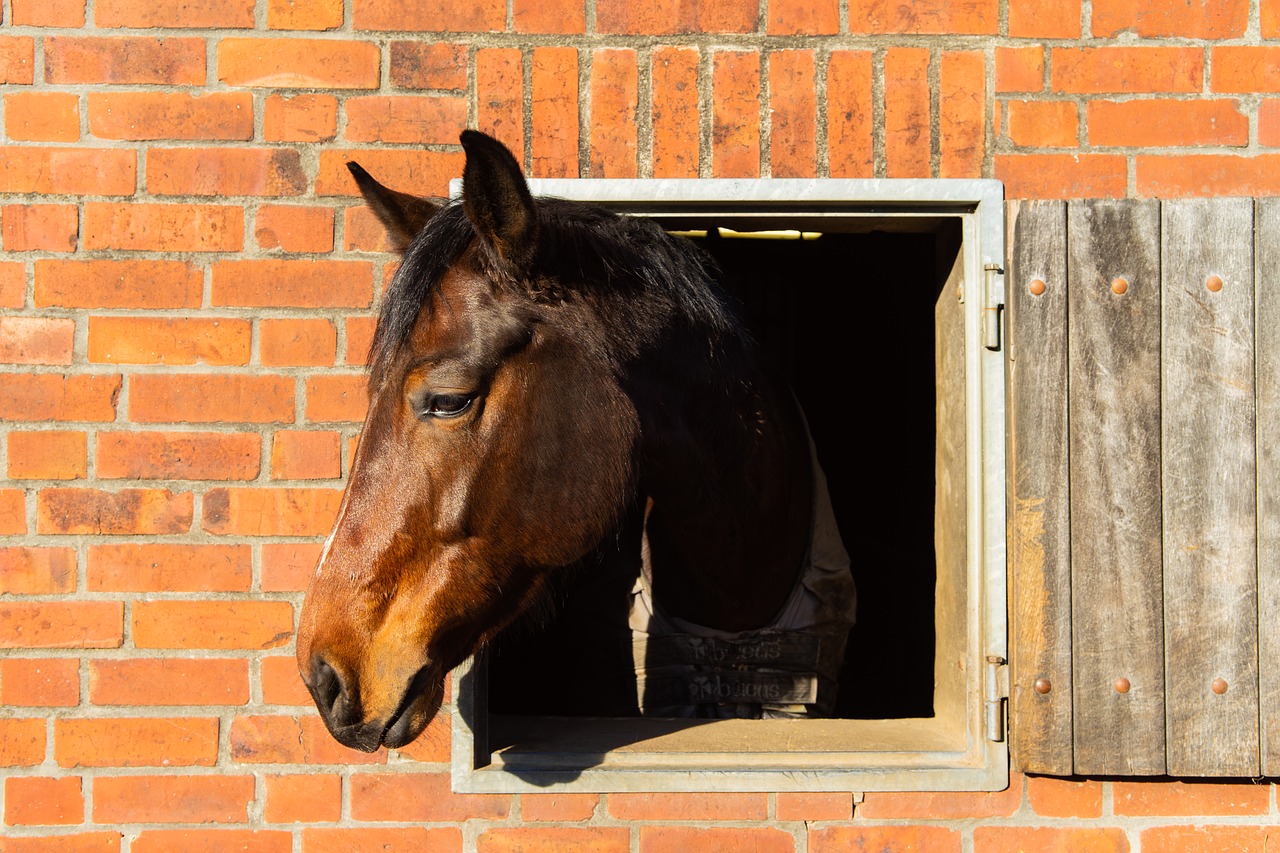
(305, 656, 445, 752)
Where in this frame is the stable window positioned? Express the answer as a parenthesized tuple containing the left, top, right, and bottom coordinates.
(449, 179, 1007, 793)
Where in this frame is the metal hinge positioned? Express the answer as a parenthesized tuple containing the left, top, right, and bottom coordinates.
(985, 655, 1009, 743)
(983, 264, 1005, 351)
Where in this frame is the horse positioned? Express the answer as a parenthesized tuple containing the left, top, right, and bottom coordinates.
(295, 129, 856, 752)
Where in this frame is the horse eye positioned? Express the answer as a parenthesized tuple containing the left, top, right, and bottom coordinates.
(422, 393, 474, 419)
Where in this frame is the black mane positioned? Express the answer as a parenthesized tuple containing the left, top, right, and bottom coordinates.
(368, 198, 745, 384)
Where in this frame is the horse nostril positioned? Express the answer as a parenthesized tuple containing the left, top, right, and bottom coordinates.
(309, 657, 357, 726)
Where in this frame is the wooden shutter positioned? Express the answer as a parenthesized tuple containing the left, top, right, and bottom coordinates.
(1008, 198, 1279, 777)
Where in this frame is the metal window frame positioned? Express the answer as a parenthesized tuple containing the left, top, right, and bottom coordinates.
(447, 178, 1008, 794)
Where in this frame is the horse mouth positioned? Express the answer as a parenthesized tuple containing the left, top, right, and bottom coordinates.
(379, 664, 444, 750)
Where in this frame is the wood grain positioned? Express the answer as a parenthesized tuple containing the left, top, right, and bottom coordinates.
(1258, 199, 1280, 776)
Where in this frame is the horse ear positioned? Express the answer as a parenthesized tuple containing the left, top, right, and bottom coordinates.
(347, 162, 441, 253)
(460, 130, 538, 273)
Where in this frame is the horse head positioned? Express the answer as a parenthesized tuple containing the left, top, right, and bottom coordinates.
(296, 131, 641, 751)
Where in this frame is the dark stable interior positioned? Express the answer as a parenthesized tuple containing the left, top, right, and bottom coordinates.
(488, 219, 961, 721)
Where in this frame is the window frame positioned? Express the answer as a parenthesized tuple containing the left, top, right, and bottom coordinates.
(446, 178, 1008, 793)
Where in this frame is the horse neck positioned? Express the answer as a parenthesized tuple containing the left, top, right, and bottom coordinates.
(635, 355, 814, 632)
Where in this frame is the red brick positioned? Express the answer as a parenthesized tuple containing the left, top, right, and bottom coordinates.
(133, 600, 293, 650)
(587, 49, 639, 179)
(91, 659, 249, 706)
(609, 792, 767, 821)
(261, 318, 338, 366)
(997, 46, 1045, 93)
(0, 489, 28, 534)
(1094, 0, 1246, 38)
(44, 36, 205, 85)
(93, 775, 254, 823)
(1027, 776, 1104, 818)
(810, 827, 960, 853)
(96, 432, 259, 482)
(0, 148, 135, 196)
(531, 47, 579, 179)
(89, 92, 251, 141)
(4, 776, 83, 825)
(268, 0, 343, 29)
(271, 430, 341, 479)
(651, 47, 699, 178)
(1267, 0, 1280, 36)
(940, 51, 985, 178)
(1114, 780, 1269, 815)
(148, 148, 306, 196)
(130, 831, 289, 853)
(261, 655, 313, 705)
(212, 259, 372, 308)
(1213, 47, 1280, 94)
(769, 50, 816, 178)
(229, 714, 387, 765)
(302, 828, 461, 853)
(885, 47, 931, 178)
(345, 95, 468, 144)
(88, 317, 251, 366)
(515, 0, 585, 32)
(0, 546, 76, 593)
(827, 50, 873, 177)
(3, 204, 78, 252)
(0, 36, 35, 84)
(87, 543, 251, 591)
(1008, 100, 1078, 147)
(346, 315, 377, 365)
(1088, 99, 1247, 147)
(6, 92, 79, 142)
(776, 792, 853, 821)
(0, 833, 122, 853)
(0, 262, 25, 308)
(264, 774, 342, 822)
(351, 773, 510, 821)
(481, 828, 628, 853)
(1141, 825, 1270, 853)
(390, 42, 467, 89)
(0, 602, 122, 649)
(202, 487, 341, 536)
(316, 149, 464, 197)
(768, 0, 836, 33)
(83, 203, 243, 253)
(596, 0, 756, 33)
(218, 38, 378, 88)
(521, 793, 599, 821)
(0, 718, 47, 766)
(712, 50, 760, 178)
(0, 658, 80, 707)
(859, 776, 1023, 819)
(256, 206, 334, 254)
(262, 542, 324, 592)
(353, 0, 503, 30)
(996, 153, 1127, 198)
(644, 828, 793, 853)
(850, 0, 996, 33)
(0, 374, 119, 422)
(1009, 0, 1081, 37)
(304, 375, 369, 422)
(35, 259, 202, 309)
(129, 374, 294, 424)
(55, 717, 217, 767)
(37, 488, 193, 535)
(1052, 47, 1203, 94)
(97, 0, 254, 27)
(1137, 154, 1280, 196)
(1262, 99, 1280, 146)
(975, 827, 1129, 853)
(476, 48, 524, 160)
(0, 317, 75, 365)
(264, 94, 337, 142)
(12, 0, 86, 26)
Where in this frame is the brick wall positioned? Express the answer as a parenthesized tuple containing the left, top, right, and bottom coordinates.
(3, 0, 1280, 850)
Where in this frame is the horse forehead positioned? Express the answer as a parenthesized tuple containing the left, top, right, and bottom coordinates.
(408, 266, 521, 356)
